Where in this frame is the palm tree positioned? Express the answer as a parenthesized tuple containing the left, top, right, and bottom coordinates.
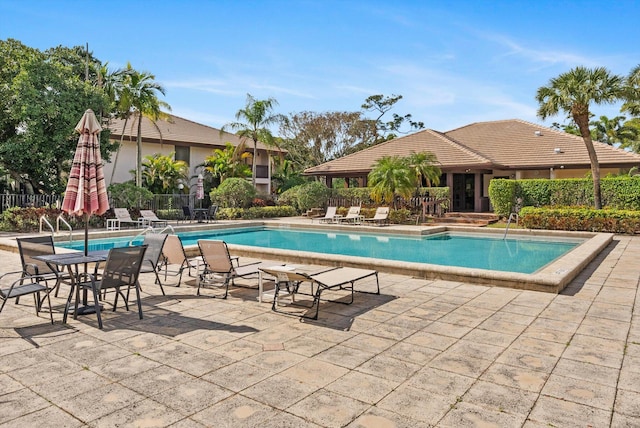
(139, 152, 188, 194)
(201, 142, 252, 183)
(406, 151, 441, 188)
(591, 115, 637, 146)
(536, 66, 623, 209)
(223, 94, 284, 187)
(622, 64, 640, 117)
(117, 64, 171, 187)
(368, 156, 414, 208)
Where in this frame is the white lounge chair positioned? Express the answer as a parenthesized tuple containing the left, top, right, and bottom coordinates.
(318, 206, 338, 223)
(259, 266, 380, 320)
(109, 208, 143, 230)
(339, 206, 363, 224)
(139, 210, 169, 227)
(363, 207, 390, 226)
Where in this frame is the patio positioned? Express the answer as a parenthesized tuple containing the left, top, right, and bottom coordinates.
(0, 232, 639, 427)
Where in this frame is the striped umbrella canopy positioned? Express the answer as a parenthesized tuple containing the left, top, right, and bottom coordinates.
(62, 109, 109, 254)
(196, 175, 204, 200)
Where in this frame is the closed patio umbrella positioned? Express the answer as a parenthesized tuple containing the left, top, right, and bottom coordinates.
(196, 174, 204, 208)
(61, 109, 109, 255)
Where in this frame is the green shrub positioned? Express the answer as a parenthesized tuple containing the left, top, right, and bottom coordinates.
(0, 207, 104, 232)
(297, 182, 332, 212)
(210, 178, 256, 208)
(108, 182, 153, 208)
(488, 179, 517, 217)
(336, 187, 373, 205)
(520, 206, 640, 234)
(489, 176, 640, 217)
(277, 186, 300, 211)
(277, 182, 332, 213)
(217, 205, 296, 220)
(388, 208, 412, 224)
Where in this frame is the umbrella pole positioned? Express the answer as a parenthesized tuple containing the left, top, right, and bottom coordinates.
(84, 213, 89, 256)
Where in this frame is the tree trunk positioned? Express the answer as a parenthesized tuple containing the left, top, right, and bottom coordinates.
(136, 114, 142, 187)
(574, 113, 602, 209)
(252, 138, 257, 187)
(109, 116, 129, 186)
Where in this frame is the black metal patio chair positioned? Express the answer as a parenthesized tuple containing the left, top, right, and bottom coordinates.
(73, 245, 147, 329)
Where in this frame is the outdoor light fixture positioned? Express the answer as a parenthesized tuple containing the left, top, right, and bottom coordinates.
(535, 130, 542, 136)
(554, 148, 562, 154)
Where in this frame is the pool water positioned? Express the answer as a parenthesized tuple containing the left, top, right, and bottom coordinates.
(57, 227, 581, 274)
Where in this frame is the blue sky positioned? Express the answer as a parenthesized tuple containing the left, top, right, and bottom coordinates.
(2, 0, 639, 133)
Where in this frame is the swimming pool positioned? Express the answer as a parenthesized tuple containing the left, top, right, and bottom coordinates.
(57, 226, 581, 274)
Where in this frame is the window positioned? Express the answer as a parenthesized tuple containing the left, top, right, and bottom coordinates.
(175, 146, 190, 165)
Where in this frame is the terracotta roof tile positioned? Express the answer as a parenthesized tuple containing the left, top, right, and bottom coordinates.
(304, 129, 492, 175)
(446, 119, 640, 168)
(108, 114, 277, 151)
(305, 119, 640, 175)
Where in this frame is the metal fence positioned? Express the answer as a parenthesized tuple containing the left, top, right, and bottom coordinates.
(0, 193, 211, 214)
(327, 195, 449, 216)
(0, 194, 63, 213)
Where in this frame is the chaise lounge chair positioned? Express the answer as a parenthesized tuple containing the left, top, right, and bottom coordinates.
(139, 210, 169, 228)
(317, 206, 338, 223)
(159, 235, 199, 287)
(339, 206, 363, 225)
(259, 265, 380, 320)
(363, 207, 390, 226)
(109, 208, 144, 230)
(139, 233, 169, 295)
(197, 240, 277, 299)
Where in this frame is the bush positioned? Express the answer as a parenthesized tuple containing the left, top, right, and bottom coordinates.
(210, 178, 256, 208)
(277, 186, 300, 211)
(217, 205, 297, 220)
(488, 179, 517, 217)
(489, 176, 640, 217)
(388, 208, 412, 224)
(108, 182, 153, 208)
(297, 182, 332, 212)
(277, 182, 332, 213)
(0, 207, 105, 232)
(520, 206, 640, 234)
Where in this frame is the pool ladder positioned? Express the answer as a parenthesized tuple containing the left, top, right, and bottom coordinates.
(503, 213, 518, 240)
(128, 224, 175, 246)
(39, 215, 73, 242)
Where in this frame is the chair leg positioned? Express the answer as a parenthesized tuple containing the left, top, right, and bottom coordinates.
(90, 285, 103, 330)
(135, 282, 143, 320)
(154, 271, 166, 295)
(44, 289, 54, 324)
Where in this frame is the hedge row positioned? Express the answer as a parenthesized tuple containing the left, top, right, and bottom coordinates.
(489, 176, 640, 217)
(519, 206, 640, 234)
(217, 206, 297, 220)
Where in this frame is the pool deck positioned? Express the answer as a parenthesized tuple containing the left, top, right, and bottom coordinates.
(0, 220, 639, 426)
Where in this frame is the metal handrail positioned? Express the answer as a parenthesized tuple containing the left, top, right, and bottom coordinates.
(503, 212, 519, 240)
(56, 215, 73, 242)
(127, 223, 175, 246)
(157, 224, 175, 235)
(128, 226, 154, 246)
(39, 215, 55, 236)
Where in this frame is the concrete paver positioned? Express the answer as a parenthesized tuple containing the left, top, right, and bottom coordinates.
(0, 234, 639, 427)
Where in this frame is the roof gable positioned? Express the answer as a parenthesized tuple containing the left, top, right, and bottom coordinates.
(304, 129, 492, 175)
(107, 114, 277, 151)
(445, 119, 640, 168)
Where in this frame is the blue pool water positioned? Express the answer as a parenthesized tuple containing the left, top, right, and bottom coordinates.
(57, 227, 581, 274)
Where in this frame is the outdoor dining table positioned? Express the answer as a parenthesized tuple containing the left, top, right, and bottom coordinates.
(193, 208, 209, 223)
(33, 250, 109, 323)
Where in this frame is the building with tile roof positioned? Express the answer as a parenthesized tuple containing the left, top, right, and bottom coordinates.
(304, 119, 640, 212)
(105, 114, 283, 194)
